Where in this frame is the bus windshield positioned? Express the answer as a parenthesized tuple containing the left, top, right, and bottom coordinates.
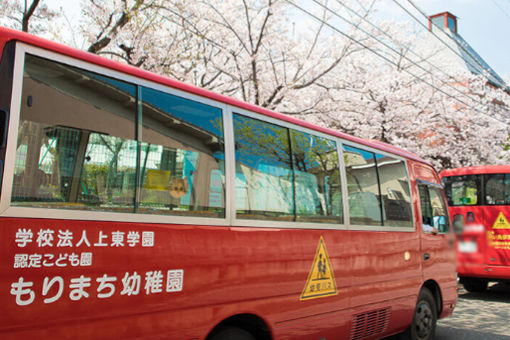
(442, 175, 481, 206)
(443, 173, 510, 206)
(485, 173, 510, 205)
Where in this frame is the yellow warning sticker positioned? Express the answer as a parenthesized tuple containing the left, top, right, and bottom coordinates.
(493, 212, 510, 229)
(300, 236, 338, 301)
(144, 169, 170, 190)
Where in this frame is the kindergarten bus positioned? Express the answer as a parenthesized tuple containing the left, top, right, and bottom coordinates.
(441, 165, 510, 292)
(0, 27, 457, 340)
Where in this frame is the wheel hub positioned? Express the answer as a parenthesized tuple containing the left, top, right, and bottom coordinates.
(415, 301, 433, 338)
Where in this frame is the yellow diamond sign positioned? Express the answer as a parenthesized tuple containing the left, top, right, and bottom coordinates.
(300, 236, 338, 301)
(493, 212, 510, 229)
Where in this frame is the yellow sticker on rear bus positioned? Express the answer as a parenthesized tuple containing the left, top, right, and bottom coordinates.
(493, 212, 510, 229)
(300, 236, 338, 301)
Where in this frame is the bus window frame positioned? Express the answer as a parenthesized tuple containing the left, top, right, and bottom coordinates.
(2, 42, 415, 232)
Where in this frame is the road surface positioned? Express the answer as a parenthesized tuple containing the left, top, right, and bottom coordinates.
(436, 283, 510, 339)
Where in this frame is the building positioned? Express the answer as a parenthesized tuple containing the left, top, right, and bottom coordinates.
(427, 11, 508, 91)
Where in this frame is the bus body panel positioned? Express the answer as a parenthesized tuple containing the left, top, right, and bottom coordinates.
(483, 206, 510, 267)
(1, 217, 423, 338)
(452, 205, 510, 278)
(3, 218, 337, 338)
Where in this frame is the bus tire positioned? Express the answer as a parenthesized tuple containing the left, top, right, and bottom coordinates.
(208, 326, 257, 340)
(400, 288, 437, 340)
(462, 278, 488, 293)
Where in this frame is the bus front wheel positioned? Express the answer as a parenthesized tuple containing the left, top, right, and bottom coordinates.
(400, 288, 437, 340)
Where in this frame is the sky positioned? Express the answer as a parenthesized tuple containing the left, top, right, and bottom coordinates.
(46, 0, 510, 83)
(376, 0, 510, 82)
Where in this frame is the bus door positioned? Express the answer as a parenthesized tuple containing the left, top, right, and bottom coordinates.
(483, 174, 510, 266)
(417, 180, 456, 282)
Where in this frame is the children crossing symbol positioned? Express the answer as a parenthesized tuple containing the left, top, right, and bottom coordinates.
(493, 212, 510, 229)
(300, 236, 337, 301)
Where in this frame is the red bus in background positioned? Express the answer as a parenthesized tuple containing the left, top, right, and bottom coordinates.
(441, 165, 510, 292)
(0, 27, 457, 340)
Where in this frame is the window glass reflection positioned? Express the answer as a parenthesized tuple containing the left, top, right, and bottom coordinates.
(13, 54, 137, 211)
(139, 87, 225, 217)
(419, 184, 450, 233)
(442, 175, 481, 206)
(343, 145, 381, 225)
(376, 156, 412, 227)
(485, 174, 510, 205)
(234, 114, 294, 220)
(290, 130, 342, 223)
(12, 54, 226, 218)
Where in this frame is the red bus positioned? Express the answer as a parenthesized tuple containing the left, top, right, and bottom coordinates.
(0, 27, 457, 340)
(441, 165, 510, 292)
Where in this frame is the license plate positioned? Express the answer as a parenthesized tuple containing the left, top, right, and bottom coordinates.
(458, 241, 477, 253)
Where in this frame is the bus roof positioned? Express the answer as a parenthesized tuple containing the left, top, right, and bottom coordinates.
(440, 165, 510, 177)
(0, 26, 428, 164)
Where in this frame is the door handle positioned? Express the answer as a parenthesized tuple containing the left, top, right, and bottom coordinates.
(423, 253, 430, 261)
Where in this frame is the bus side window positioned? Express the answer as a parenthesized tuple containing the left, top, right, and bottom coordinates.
(290, 130, 343, 224)
(343, 145, 381, 226)
(12, 54, 226, 217)
(377, 157, 412, 228)
(13, 54, 137, 212)
(232, 114, 343, 223)
(233, 114, 294, 221)
(139, 86, 225, 218)
(343, 145, 412, 228)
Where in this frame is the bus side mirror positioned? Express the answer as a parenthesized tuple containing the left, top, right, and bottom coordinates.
(453, 214, 464, 234)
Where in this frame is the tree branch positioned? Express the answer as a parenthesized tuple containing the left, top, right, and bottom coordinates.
(22, 0, 40, 32)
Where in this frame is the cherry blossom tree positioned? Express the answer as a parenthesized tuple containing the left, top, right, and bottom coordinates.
(1, 0, 508, 170)
(302, 18, 510, 170)
(0, 0, 59, 33)
(76, 0, 378, 112)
